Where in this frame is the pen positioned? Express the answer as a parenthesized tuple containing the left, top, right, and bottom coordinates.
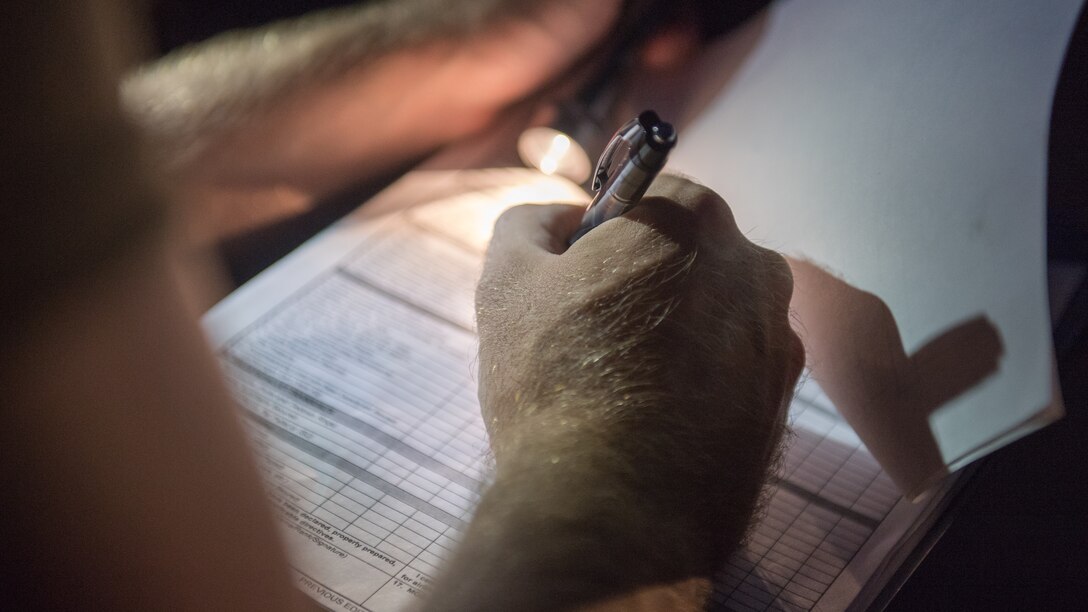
(568, 110, 677, 244)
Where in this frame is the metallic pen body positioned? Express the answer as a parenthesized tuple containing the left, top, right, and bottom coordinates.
(569, 110, 676, 244)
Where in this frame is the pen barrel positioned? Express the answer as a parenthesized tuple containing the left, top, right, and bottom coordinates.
(568, 110, 676, 245)
(616, 141, 669, 201)
(569, 192, 628, 243)
(569, 143, 669, 244)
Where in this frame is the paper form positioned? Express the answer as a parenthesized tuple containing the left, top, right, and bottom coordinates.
(204, 169, 931, 611)
(709, 378, 926, 612)
(668, 0, 1083, 493)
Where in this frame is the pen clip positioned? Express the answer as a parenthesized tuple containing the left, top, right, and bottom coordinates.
(591, 118, 644, 192)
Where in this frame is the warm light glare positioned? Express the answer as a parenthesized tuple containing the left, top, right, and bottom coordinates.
(538, 134, 572, 175)
(475, 175, 588, 241)
(517, 127, 592, 184)
(402, 170, 591, 251)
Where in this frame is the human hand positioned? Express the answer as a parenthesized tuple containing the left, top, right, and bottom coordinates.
(475, 175, 804, 568)
(426, 176, 803, 611)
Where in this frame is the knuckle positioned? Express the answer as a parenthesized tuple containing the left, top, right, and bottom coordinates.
(789, 330, 806, 373)
(630, 176, 742, 253)
(748, 244, 795, 315)
(766, 249, 794, 296)
(647, 174, 739, 237)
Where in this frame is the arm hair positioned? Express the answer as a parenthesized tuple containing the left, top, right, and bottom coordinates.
(121, 0, 535, 168)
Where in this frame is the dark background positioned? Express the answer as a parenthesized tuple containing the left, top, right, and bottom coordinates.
(149, 1, 1088, 608)
(151, 0, 353, 51)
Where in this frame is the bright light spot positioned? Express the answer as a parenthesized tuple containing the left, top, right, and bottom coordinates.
(538, 134, 572, 176)
(402, 170, 591, 250)
(517, 127, 591, 184)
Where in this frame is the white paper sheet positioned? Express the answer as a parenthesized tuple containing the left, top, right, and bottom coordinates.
(205, 171, 587, 610)
(669, 0, 1083, 487)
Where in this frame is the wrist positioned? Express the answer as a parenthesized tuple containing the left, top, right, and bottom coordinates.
(497, 418, 730, 569)
(495, 410, 749, 564)
(425, 411, 733, 612)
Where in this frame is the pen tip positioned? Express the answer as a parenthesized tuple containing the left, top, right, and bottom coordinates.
(637, 110, 676, 151)
(637, 110, 661, 131)
(652, 122, 676, 143)
(649, 122, 676, 152)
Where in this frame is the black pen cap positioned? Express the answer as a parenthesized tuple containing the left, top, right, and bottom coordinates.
(637, 110, 677, 152)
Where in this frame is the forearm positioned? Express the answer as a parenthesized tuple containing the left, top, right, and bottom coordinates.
(423, 410, 735, 612)
(121, 0, 538, 192)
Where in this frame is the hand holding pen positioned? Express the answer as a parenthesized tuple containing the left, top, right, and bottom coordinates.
(568, 110, 677, 244)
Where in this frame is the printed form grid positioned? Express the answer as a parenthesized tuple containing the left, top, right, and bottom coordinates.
(223, 254, 490, 606)
(709, 383, 901, 611)
(221, 208, 905, 611)
(228, 362, 479, 570)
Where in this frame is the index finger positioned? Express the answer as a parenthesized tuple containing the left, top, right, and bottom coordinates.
(487, 203, 585, 267)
